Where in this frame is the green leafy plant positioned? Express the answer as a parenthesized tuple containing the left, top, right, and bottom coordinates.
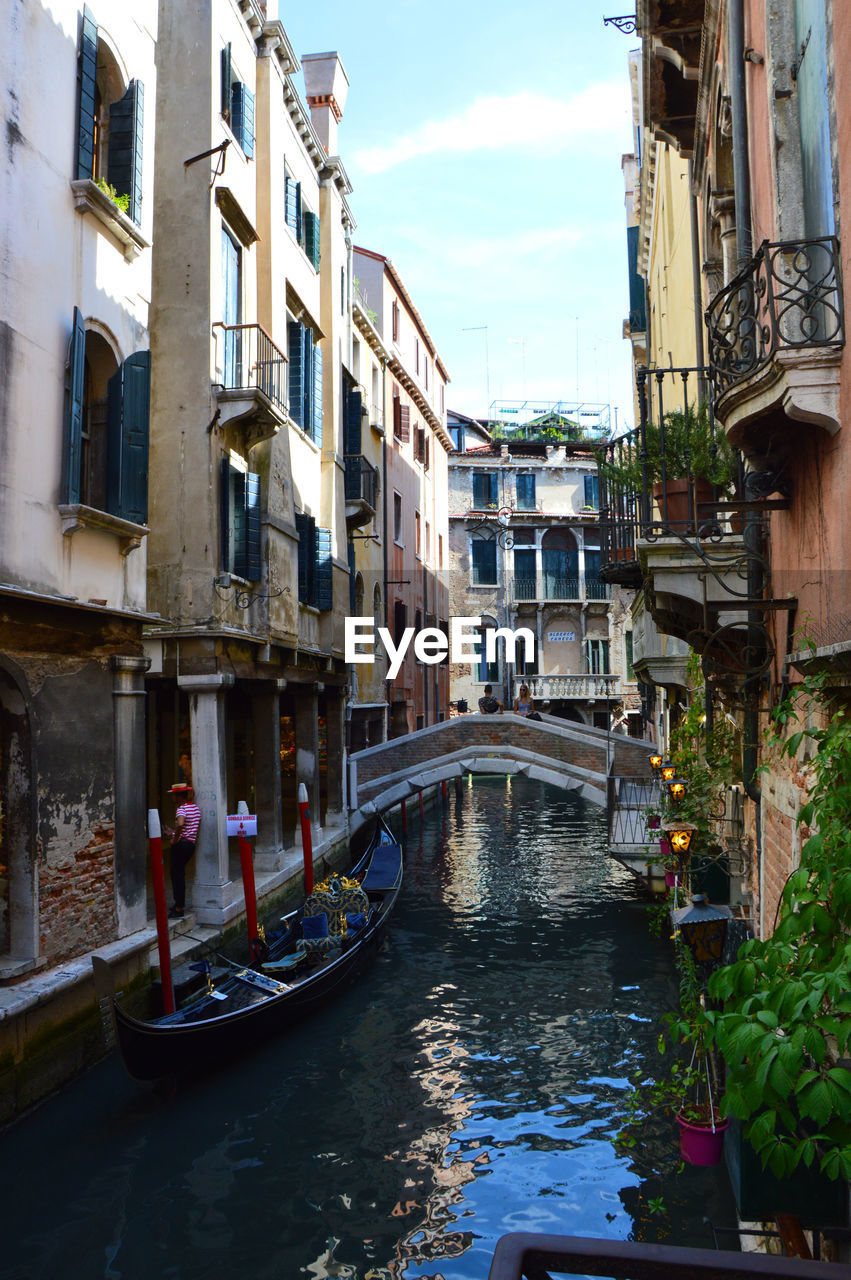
(598, 403, 737, 494)
(703, 666, 851, 1182)
(95, 178, 130, 214)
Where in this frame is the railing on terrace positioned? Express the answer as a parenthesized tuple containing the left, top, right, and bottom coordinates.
(707, 237, 844, 397)
(599, 364, 746, 585)
(512, 576, 611, 602)
(215, 322, 288, 416)
(344, 454, 379, 509)
(487, 1232, 850, 1280)
(606, 774, 662, 849)
(526, 674, 618, 701)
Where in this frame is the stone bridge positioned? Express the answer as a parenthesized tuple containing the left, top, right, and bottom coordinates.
(349, 712, 654, 815)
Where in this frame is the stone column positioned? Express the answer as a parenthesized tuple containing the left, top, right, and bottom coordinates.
(111, 655, 150, 936)
(293, 682, 320, 836)
(324, 686, 346, 823)
(177, 673, 235, 923)
(251, 681, 285, 870)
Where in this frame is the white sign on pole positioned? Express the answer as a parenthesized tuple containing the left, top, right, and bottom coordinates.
(226, 814, 258, 837)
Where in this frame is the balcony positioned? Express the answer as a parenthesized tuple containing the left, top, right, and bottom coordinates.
(599, 366, 764, 658)
(511, 576, 611, 603)
(344, 454, 379, 528)
(526, 673, 619, 702)
(707, 237, 844, 443)
(214, 322, 288, 446)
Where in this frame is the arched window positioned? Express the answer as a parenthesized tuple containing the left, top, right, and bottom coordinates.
(476, 616, 499, 684)
(354, 573, 365, 617)
(76, 13, 144, 225)
(541, 528, 578, 600)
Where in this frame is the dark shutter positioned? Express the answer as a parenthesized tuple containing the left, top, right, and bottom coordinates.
(288, 321, 304, 428)
(106, 350, 150, 523)
(345, 387, 362, 455)
(244, 471, 261, 579)
(220, 456, 231, 569)
(315, 527, 333, 611)
(76, 8, 98, 180)
(295, 181, 303, 245)
(311, 341, 323, 447)
(398, 403, 410, 443)
(471, 539, 496, 584)
(414, 426, 424, 463)
(285, 175, 298, 233)
(231, 82, 254, 158)
(295, 511, 315, 604)
(303, 211, 320, 269)
(221, 45, 233, 120)
(108, 79, 144, 225)
(63, 308, 87, 504)
(425, 435, 430, 471)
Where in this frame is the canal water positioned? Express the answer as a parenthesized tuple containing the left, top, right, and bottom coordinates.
(1, 778, 737, 1279)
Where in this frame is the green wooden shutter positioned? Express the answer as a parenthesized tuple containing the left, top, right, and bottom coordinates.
(296, 511, 316, 603)
(242, 471, 261, 579)
(345, 387, 362, 455)
(285, 175, 299, 234)
(106, 350, 150, 523)
(231, 82, 254, 159)
(311, 341, 323, 447)
(315, 527, 333, 611)
(220, 457, 231, 570)
(76, 8, 98, 180)
(288, 321, 304, 428)
(295, 181, 303, 245)
(64, 308, 87, 503)
(303, 211, 320, 269)
(220, 45, 233, 120)
(108, 79, 144, 225)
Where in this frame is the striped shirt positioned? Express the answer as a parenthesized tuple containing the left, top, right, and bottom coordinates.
(176, 802, 201, 844)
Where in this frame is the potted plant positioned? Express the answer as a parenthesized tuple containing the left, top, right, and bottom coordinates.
(645, 806, 662, 831)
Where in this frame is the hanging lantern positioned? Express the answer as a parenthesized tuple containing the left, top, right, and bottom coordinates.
(660, 762, 677, 783)
(649, 753, 663, 771)
(663, 820, 696, 857)
(672, 894, 733, 966)
(666, 775, 688, 805)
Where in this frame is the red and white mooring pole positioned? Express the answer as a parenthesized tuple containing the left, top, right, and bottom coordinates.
(149, 808, 175, 1015)
(298, 782, 314, 895)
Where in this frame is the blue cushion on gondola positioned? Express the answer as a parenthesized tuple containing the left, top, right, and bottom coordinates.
(302, 912, 329, 939)
(361, 843, 402, 890)
(346, 911, 366, 932)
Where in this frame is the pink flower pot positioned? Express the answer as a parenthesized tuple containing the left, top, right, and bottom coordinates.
(647, 815, 661, 830)
(658, 839, 671, 859)
(665, 870, 680, 888)
(676, 1114, 729, 1166)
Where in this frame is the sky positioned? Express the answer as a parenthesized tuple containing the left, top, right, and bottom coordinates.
(278, 0, 638, 434)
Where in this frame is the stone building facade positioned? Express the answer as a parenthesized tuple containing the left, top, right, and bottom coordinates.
(447, 410, 640, 730)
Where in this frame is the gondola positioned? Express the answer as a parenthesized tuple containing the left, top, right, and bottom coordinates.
(93, 815, 403, 1082)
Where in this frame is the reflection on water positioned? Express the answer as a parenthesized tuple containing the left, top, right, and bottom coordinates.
(1, 778, 737, 1280)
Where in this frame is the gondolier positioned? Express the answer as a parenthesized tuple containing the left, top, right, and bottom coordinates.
(165, 783, 201, 919)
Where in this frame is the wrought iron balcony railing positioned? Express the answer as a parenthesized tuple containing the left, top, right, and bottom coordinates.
(707, 237, 844, 398)
(215, 322, 288, 416)
(512, 576, 611, 602)
(598, 365, 745, 585)
(344, 454, 378, 510)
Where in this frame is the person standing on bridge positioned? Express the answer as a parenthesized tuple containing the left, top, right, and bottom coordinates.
(478, 684, 503, 714)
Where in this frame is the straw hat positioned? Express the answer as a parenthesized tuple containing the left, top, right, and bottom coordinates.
(168, 782, 193, 794)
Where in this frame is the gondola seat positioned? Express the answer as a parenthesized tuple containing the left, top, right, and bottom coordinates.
(298, 911, 336, 954)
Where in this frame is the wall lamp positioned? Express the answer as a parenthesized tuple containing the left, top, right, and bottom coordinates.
(663, 820, 696, 858)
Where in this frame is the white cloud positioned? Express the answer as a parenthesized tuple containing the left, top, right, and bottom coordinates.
(352, 82, 631, 174)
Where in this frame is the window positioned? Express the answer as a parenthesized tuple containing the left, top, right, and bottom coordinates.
(415, 338, 420, 375)
(393, 388, 410, 442)
(393, 599, 407, 646)
(586, 638, 610, 674)
(625, 630, 635, 682)
(438, 534, 444, 568)
(471, 538, 497, 585)
(221, 44, 254, 157)
(516, 473, 536, 510)
(424, 360, 429, 391)
(76, 9, 144, 225)
(287, 322, 323, 444)
(62, 309, 150, 524)
(344, 382, 362, 455)
(220, 454, 261, 580)
(584, 474, 600, 509)
(394, 492, 403, 543)
(295, 512, 332, 609)
(477, 620, 499, 683)
(414, 425, 430, 467)
(472, 471, 498, 509)
(392, 299, 400, 343)
(425, 522, 431, 563)
(415, 512, 422, 558)
(284, 167, 302, 242)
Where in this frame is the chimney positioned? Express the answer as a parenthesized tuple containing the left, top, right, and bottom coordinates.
(301, 52, 349, 154)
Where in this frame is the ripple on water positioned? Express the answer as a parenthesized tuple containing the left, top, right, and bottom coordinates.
(0, 778, 737, 1280)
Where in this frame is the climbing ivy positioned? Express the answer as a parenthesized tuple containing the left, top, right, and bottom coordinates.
(705, 661, 851, 1181)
